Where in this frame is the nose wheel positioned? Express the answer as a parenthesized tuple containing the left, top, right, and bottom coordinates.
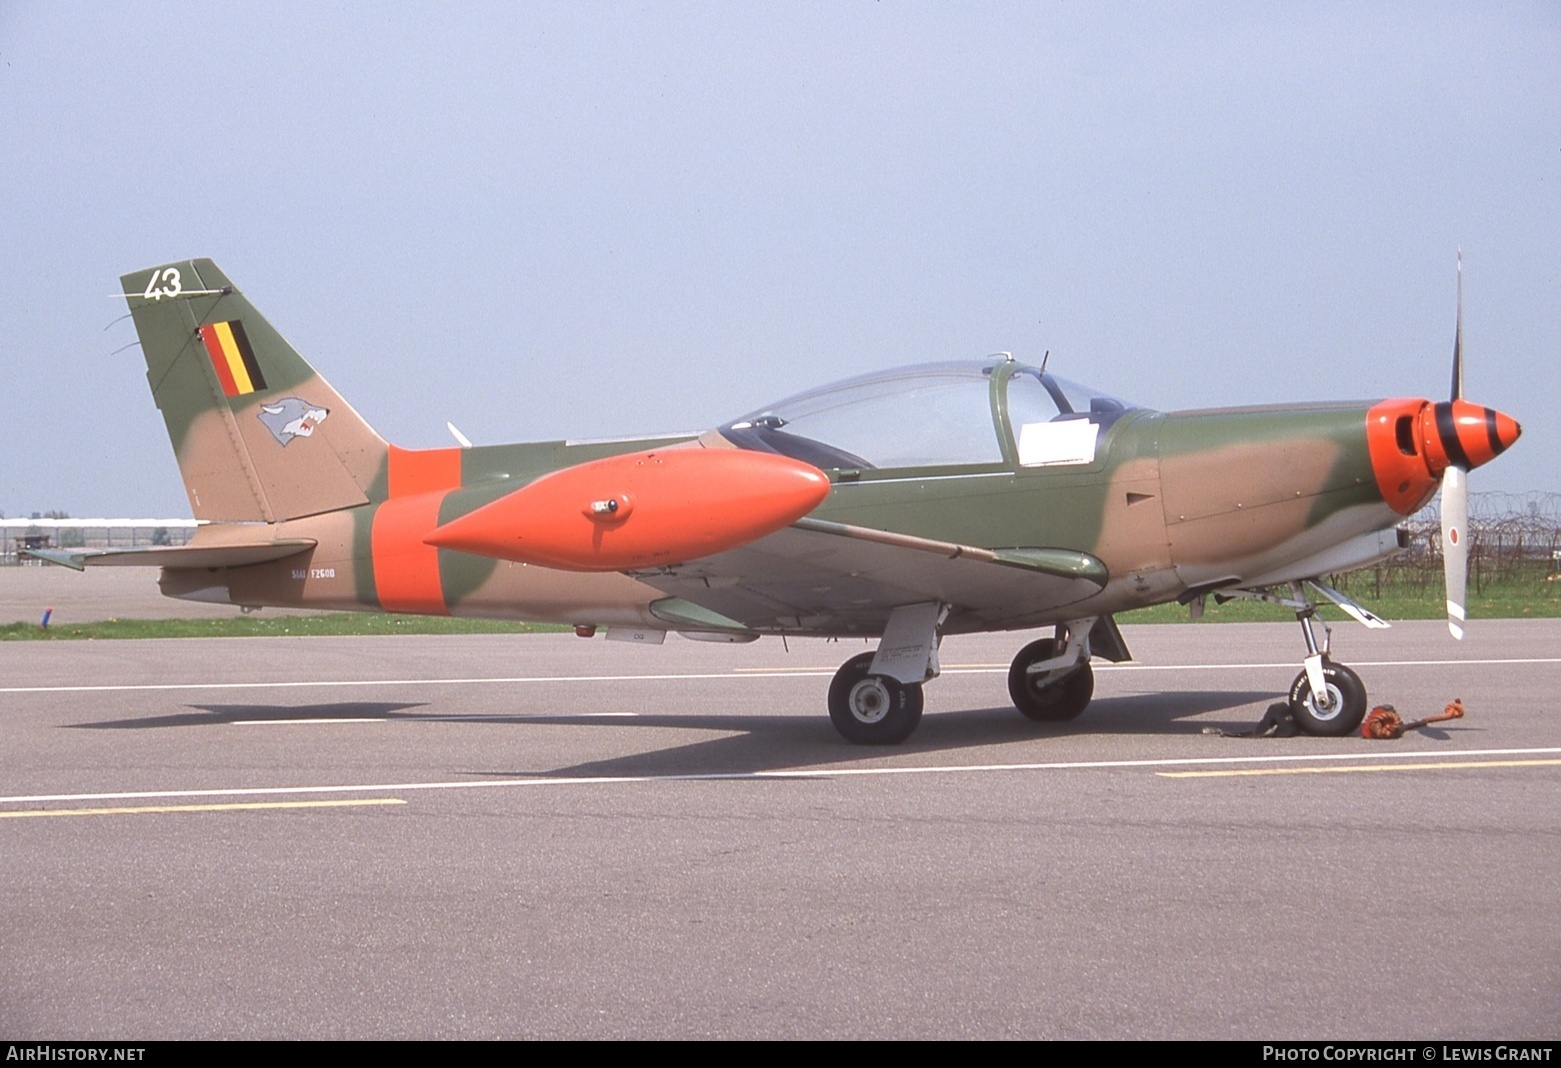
(828, 651, 924, 745)
(1287, 659, 1367, 736)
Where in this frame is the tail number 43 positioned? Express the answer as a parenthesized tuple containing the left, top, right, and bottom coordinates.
(142, 267, 182, 301)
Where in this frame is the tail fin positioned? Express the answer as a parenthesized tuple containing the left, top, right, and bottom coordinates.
(123, 259, 386, 522)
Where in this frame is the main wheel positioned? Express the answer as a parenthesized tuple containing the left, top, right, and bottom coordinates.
(1287, 660, 1368, 736)
(1008, 638, 1094, 721)
(828, 651, 924, 745)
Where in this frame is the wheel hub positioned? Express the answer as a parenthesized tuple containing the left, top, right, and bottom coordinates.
(1302, 683, 1345, 720)
(848, 678, 891, 724)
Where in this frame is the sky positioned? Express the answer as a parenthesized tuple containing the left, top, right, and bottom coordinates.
(2, 2, 1557, 518)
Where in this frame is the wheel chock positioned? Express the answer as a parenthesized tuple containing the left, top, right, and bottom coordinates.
(1360, 698, 1466, 739)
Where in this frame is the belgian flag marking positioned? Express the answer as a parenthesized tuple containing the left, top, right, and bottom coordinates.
(198, 320, 267, 397)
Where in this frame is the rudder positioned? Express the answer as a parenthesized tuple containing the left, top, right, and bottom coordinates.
(124, 259, 386, 522)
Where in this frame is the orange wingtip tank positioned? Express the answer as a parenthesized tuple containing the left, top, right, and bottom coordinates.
(1366, 398, 1521, 514)
(425, 447, 831, 571)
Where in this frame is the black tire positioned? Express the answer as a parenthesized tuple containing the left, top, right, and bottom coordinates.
(827, 651, 924, 745)
(1287, 660, 1368, 736)
(1007, 638, 1094, 721)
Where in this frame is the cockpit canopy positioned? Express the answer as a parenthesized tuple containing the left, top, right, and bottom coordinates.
(719, 358, 1139, 471)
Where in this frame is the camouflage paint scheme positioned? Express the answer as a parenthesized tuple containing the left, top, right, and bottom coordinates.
(94, 258, 1518, 741)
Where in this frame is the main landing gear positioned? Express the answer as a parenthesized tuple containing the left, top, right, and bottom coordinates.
(824, 606, 1121, 745)
(1222, 580, 1376, 736)
(1007, 624, 1096, 722)
(827, 651, 924, 745)
(826, 602, 942, 745)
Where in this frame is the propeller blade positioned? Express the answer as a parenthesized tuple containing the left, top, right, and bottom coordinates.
(1442, 251, 1471, 639)
(1451, 251, 1464, 402)
(1442, 464, 1468, 639)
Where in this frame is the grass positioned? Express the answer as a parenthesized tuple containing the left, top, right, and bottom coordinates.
(0, 613, 568, 641)
(1119, 574, 1561, 624)
(5, 576, 1557, 640)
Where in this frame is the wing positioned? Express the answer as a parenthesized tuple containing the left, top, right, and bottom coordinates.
(634, 517, 1107, 635)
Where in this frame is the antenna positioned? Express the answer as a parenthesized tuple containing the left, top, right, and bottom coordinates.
(1038, 349, 1050, 375)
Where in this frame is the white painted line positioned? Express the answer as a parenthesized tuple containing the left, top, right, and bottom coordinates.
(1037, 657, 1561, 673)
(228, 712, 638, 725)
(4, 746, 1558, 807)
(0, 670, 808, 695)
(429, 712, 640, 719)
(233, 717, 387, 725)
(3, 656, 1556, 695)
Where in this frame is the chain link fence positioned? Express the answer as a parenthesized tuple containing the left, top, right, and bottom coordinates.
(1334, 492, 1561, 597)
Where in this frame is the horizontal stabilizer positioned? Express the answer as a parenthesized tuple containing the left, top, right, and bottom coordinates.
(23, 539, 316, 572)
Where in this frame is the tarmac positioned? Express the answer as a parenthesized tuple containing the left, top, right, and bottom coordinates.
(2, 600, 1558, 1039)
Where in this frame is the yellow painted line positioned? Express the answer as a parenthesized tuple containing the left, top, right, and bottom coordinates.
(0, 798, 406, 819)
(1160, 758, 1561, 779)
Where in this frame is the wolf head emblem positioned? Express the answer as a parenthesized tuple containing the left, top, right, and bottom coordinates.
(257, 398, 330, 446)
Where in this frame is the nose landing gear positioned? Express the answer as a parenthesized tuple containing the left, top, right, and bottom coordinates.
(1223, 580, 1375, 736)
